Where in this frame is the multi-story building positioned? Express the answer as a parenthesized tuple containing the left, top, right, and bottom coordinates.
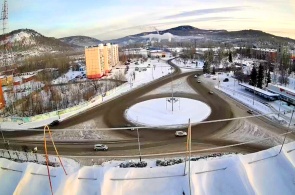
(85, 44, 104, 79)
(111, 44, 119, 66)
(0, 79, 5, 109)
(251, 48, 277, 62)
(85, 43, 119, 79)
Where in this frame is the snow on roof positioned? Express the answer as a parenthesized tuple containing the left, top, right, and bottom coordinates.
(239, 83, 279, 97)
(252, 48, 277, 52)
(0, 142, 294, 194)
(268, 83, 295, 99)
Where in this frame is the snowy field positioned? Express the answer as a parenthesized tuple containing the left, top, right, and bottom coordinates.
(0, 142, 294, 194)
(125, 98, 211, 128)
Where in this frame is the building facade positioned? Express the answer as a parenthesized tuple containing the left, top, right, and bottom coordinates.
(85, 43, 119, 79)
(0, 79, 5, 109)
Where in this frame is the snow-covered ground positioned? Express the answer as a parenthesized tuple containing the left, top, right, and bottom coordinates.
(0, 58, 174, 130)
(144, 75, 197, 96)
(52, 70, 85, 84)
(125, 98, 211, 128)
(172, 58, 204, 71)
(202, 72, 295, 126)
(0, 142, 294, 194)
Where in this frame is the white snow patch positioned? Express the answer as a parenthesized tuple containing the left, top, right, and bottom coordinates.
(125, 97, 211, 128)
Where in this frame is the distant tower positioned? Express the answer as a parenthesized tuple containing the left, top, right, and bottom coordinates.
(0, 0, 8, 67)
(0, 0, 7, 108)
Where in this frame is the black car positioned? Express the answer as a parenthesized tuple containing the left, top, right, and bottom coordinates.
(223, 78, 229, 82)
(49, 120, 59, 126)
(247, 110, 254, 115)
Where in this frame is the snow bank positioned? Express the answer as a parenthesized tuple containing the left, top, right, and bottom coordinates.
(1, 142, 295, 194)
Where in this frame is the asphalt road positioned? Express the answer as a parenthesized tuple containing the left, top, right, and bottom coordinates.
(0, 59, 286, 157)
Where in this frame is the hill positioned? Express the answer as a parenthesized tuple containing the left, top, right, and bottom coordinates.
(0, 29, 73, 51)
(59, 36, 102, 47)
(108, 25, 295, 48)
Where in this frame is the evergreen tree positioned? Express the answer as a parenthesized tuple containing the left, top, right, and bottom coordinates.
(203, 61, 210, 74)
(257, 64, 264, 89)
(249, 66, 257, 86)
(212, 66, 216, 75)
(229, 52, 233, 63)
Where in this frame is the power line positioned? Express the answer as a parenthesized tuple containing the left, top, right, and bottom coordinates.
(63, 131, 293, 159)
(22, 109, 292, 132)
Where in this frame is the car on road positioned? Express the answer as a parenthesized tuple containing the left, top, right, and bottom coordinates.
(223, 78, 229, 82)
(175, 131, 187, 137)
(247, 110, 254, 114)
(49, 120, 59, 127)
(197, 80, 201, 83)
(124, 124, 135, 131)
(194, 75, 198, 78)
(94, 144, 108, 151)
(208, 91, 214, 94)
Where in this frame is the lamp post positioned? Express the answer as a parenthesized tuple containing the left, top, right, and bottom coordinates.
(170, 68, 174, 112)
(249, 79, 255, 105)
(233, 79, 236, 95)
(136, 116, 142, 162)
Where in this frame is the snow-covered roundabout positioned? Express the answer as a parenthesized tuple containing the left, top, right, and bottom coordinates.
(125, 97, 211, 128)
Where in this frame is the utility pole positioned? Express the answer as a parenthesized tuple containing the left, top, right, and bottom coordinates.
(136, 116, 141, 162)
(171, 69, 174, 112)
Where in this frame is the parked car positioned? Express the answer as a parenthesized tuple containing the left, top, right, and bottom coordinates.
(175, 131, 187, 137)
(208, 91, 214, 94)
(194, 75, 198, 78)
(223, 78, 229, 82)
(197, 80, 201, 83)
(49, 120, 59, 127)
(94, 144, 108, 151)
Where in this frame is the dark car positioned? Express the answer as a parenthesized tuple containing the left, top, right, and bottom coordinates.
(49, 120, 59, 126)
(247, 110, 254, 115)
(124, 124, 135, 130)
(223, 78, 229, 82)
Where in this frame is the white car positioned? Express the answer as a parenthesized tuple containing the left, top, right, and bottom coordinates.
(94, 144, 108, 151)
(197, 80, 201, 83)
(175, 131, 187, 137)
(194, 75, 198, 78)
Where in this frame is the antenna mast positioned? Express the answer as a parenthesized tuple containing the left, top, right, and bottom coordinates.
(0, 0, 8, 67)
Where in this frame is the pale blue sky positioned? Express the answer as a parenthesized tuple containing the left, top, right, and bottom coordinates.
(8, 0, 295, 40)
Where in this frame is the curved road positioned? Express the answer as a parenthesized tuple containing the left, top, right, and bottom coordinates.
(1, 59, 289, 157)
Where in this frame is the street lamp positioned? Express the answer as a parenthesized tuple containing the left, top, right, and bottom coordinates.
(136, 116, 142, 162)
(249, 79, 255, 105)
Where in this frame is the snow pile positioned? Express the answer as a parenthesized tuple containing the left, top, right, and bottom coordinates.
(0, 142, 294, 194)
(125, 97, 211, 128)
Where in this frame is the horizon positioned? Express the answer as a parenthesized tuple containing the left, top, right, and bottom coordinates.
(9, 0, 295, 40)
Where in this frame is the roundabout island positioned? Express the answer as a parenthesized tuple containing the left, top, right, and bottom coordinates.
(125, 97, 211, 128)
